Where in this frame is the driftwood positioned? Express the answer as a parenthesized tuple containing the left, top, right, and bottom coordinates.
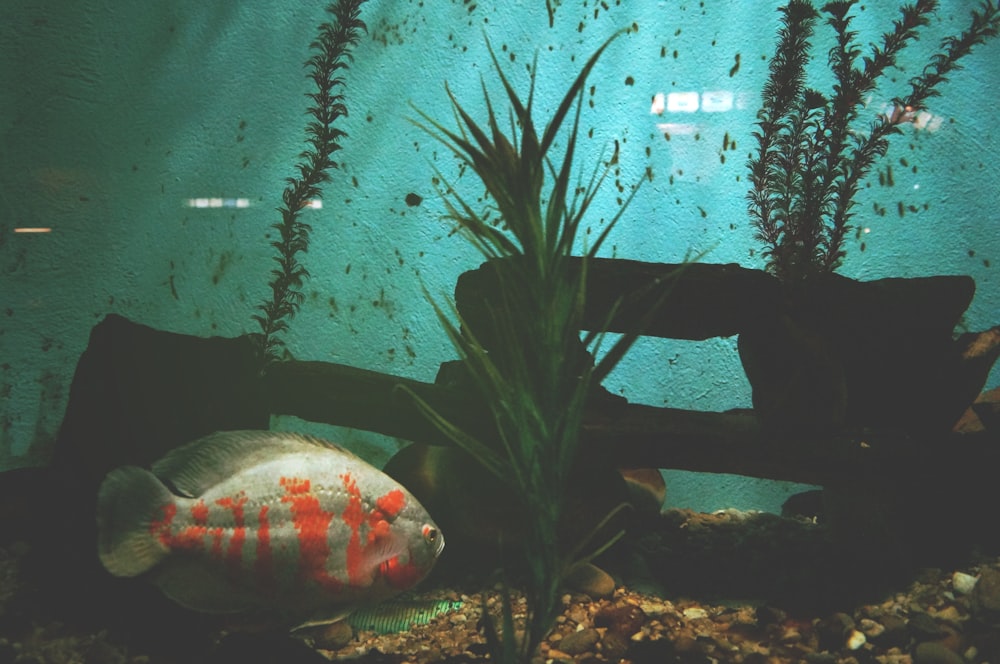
(47, 249, 1000, 493)
(458, 257, 987, 434)
(263, 358, 1000, 487)
(455, 257, 974, 341)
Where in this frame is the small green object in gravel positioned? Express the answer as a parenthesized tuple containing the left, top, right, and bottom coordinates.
(346, 600, 465, 634)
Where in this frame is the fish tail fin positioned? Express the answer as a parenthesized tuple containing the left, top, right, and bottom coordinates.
(97, 466, 175, 577)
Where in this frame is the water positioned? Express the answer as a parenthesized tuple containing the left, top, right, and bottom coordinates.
(1, 0, 998, 555)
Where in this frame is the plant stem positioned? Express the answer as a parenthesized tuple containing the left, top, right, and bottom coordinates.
(253, 0, 367, 362)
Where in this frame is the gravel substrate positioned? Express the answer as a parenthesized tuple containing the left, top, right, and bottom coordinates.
(2, 508, 999, 664)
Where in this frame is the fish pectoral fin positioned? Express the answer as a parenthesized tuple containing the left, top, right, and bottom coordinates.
(153, 559, 260, 614)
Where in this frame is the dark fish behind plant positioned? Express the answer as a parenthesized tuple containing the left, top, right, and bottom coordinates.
(96, 430, 444, 629)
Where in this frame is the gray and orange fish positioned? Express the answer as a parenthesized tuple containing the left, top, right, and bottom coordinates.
(96, 430, 444, 629)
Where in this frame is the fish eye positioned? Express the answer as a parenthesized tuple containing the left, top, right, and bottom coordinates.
(422, 524, 438, 544)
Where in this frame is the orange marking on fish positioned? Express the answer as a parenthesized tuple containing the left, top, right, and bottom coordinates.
(255, 504, 274, 593)
(217, 493, 249, 568)
(340, 473, 369, 586)
(280, 476, 343, 593)
(281, 476, 311, 494)
(149, 504, 213, 554)
(208, 526, 224, 558)
(380, 554, 422, 589)
(370, 518, 391, 544)
(191, 499, 209, 524)
(340, 475, 417, 587)
(150, 503, 178, 547)
(376, 489, 406, 518)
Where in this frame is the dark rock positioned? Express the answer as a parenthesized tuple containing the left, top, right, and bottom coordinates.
(563, 562, 616, 600)
(384, 443, 630, 578)
(620, 468, 667, 514)
(628, 639, 687, 664)
(804, 653, 838, 664)
(972, 566, 1000, 623)
(594, 604, 646, 637)
(816, 612, 854, 651)
(755, 605, 787, 626)
(55, 314, 267, 489)
(781, 489, 825, 522)
(599, 630, 630, 661)
(871, 613, 909, 649)
(22, 314, 269, 625)
(913, 640, 965, 664)
(908, 612, 946, 641)
(741, 655, 771, 664)
(558, 628, 600, 656)
(312, 621, 354, 650)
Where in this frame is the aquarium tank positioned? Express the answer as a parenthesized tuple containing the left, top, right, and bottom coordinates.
(2, 1, 1000, 663)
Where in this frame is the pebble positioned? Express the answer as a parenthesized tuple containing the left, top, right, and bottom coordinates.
(567, 607, 588, 625)
(314, 621, 354, 650)
(817, 612, 854, 651)
(931, 605, 962, 624)
(873, 614, 909, 649)
(971, 566, 1000, 620)
(907, 612, 945, 640)
(858, 617, 884, 639)
(951, 571, 978, 596)
(755, 605, 787, 626)
(637, 600, 670, 617)
(594, 604, 646, 637)
(845, 629, 866, 650)
(564, 563, 616, 600)
(545, 647, 573, 662)
(682, 607, 708, 620)
(558, 628, 600, 655)
(804, 653, 837, 664)
(913, 640, 965, 664)
(599, 630, 630, 661)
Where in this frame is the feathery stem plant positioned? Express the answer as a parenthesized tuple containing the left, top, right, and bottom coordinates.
(253, 0, 367, 362)
(406, 30, 656, 663)
(748, 0, 1000, 284)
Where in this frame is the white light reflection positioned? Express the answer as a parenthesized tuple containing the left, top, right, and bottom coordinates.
(655, 122, 698, 135)
(666, 91, 700, 113)
(650, 90, 736, 115)
(14, 227, 52, 233)
(186, 198, 251, 209)
(183, 198, 323, 210)
(701, 90, 733, 112)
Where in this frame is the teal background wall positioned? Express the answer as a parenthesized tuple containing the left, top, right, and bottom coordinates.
(2, 1, 998, 512)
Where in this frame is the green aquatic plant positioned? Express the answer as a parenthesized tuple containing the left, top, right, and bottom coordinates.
(253, 0, 367, 362)
(407, 30, 655, 664)
(748, 0, 1000, 284)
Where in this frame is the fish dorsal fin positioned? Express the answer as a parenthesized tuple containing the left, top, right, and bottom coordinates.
(152, 430, 352, 497)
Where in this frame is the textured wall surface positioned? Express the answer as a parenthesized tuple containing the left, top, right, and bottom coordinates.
(2, 1, 998, 512)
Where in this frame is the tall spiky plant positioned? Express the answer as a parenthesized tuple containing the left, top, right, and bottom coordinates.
(406, 30, 658, 663)
(253, 0, 367, 362)
(748, 0, 1000, 284)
